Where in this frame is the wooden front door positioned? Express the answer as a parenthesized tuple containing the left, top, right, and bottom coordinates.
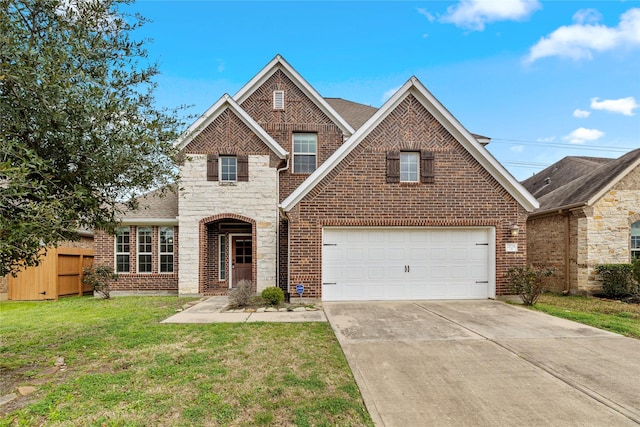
(231, 236, 252, 287)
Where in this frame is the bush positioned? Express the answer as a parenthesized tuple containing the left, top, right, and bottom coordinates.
(261, 286, 284, 306)
(228, 280, 254, 308)
(82, 265, 118, 299)
(595, 264, 637, 298)
(632, 258, 640, 290)
(507, 265, 554, 306)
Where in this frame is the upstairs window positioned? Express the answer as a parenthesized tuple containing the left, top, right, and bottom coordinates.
(207, 154, 248, 182)
(632, 221, 640, 260)
(387, 150, 434, 184)
(400, 152, 419, 182)
(220, 156, 237, 182)
(273, 90, 284, 110)
(137, 227, 152, 273)
(293, 133, 317, 174)
(115, 227, 130, 273)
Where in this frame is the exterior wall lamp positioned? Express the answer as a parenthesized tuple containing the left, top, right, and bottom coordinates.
(510, 224, 520, 237)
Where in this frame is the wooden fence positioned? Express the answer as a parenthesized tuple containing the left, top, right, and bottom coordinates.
(8, 247, 94, 300)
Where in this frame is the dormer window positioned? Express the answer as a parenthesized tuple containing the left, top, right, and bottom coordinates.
(273, 90, 284, 110)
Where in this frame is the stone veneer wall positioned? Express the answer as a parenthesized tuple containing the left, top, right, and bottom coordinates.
(178, 154, 278, 295)
(583, 166, 640, 292)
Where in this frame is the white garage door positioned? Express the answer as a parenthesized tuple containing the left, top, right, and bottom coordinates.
(322, 227, 495, 301)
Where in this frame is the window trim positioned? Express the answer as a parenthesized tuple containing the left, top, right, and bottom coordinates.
(219, 234, 227, 281)
(632, 221, 640, 260)
(292, 133, 317, 174)
(159, 227, 174, 274)
(220, 156, 237, 182)
(114, 227, 130, 274)
(400, 151, 420, 183)
(137, 226, 153, 274)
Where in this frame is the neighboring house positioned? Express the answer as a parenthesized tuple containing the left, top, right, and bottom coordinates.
(95, 55, 538, 301)
(523, 149, 640, 294)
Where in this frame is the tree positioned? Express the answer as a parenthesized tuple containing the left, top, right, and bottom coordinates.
(1, 0, 185, 276)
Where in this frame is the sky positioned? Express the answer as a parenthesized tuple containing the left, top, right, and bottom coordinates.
(127, 0, 640, 181)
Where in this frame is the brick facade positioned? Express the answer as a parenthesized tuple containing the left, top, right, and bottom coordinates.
(527, 164, 639, 294)
(94, 227, 179, 293)
(286, 94, 528, 297)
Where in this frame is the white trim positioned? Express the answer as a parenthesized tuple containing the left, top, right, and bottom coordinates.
(228, 233, 251, 289)
(400, 151, 419, 182)
(273, 90, 284, 110)
(158, 226, 174, 274)
(120, 218, 178, 226)
(233, 55, 355, 137)
(174, 94, 288, 159)
(218, 234, 226, 281)
(281, 77, 539, 212)
(136, 226, 153, 274)
(114, 226, 130, 274)
(219, 156, 238, 182)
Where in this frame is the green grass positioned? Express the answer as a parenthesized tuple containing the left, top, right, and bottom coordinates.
(530, 294, 640, 339)
(0, 296, 373, 426)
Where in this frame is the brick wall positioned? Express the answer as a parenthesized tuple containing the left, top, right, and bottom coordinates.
(239, 69, 346, 201)
(94, 227, 178, 293)
(286, 94, 528, 297)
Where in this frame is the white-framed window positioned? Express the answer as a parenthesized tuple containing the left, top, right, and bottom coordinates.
(400, 152, 419, 182)
(220, 156, 237, 182)
(632, 221, 640, 260)
(273, 90, 284, 110)
(159, 227, 174, 273)
(115, 227, 130, 273)
(137, 227, 152, 273)
(219, 235, 226, 280)
(293, 133, 317, 174)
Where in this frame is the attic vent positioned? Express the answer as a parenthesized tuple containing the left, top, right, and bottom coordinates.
(273, 90, 284, 110)
(544, 177, 551, 185)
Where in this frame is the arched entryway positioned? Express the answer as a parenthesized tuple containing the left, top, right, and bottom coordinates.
(199, 214, 256, 295)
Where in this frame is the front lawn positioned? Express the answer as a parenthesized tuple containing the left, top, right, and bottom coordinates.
(0, 297, 372, 426)
(531, 294, 640, 339)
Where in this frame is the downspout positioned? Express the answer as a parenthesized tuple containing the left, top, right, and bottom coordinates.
(276, 155, 290, 291)
(563, 212, 571, 295)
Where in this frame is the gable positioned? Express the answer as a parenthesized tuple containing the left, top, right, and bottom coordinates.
(281, 77, 538, 212)
(183, 108, 273, 156)
(174, 94, 287, 159)
(233, 55, 354, 137)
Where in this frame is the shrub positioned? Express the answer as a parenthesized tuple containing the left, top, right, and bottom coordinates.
(506, 265, 554, 306)
(82, 265, 118, 299)
(632, 258, 640, 291)
(228, 280, 254, 308)
(595, 264, 636, 298)
(261, 286, 284, 306)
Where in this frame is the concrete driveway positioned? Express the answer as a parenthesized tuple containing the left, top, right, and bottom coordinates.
(324, 300, 640, 427)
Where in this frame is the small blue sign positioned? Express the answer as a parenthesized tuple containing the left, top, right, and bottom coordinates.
(296, 284, 304, 295)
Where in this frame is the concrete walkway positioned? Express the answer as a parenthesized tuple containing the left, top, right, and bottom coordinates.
(161, 296, 327, 323)
(324, 300, 640, 427)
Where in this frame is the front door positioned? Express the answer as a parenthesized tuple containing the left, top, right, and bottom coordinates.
(231, 236, 252, 287)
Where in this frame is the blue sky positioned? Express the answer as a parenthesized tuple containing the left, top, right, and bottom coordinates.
(128, 0, 640, 181)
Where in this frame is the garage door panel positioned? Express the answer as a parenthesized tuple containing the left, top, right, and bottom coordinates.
(322, 228, 493, 301)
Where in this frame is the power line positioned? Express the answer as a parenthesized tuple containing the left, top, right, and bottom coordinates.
(491, 138, 633, 153)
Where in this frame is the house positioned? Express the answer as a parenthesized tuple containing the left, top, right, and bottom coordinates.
(523, 148, 640, 294)
(95, 55, 538, 301)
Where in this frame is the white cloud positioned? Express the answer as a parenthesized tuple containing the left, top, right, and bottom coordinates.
(381, 86, 401, 103)
(510, 145, 525, 152)
(216, 59, 225, 73)
(525, 8, 640, 63)
(563, 127, 604, 144)
(537, 136, 556, 143)
(590, 96, 638, 116)
(417, 8, 435, 23)
(439, 0, 541, 31)
(573, 109, 591, 118)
